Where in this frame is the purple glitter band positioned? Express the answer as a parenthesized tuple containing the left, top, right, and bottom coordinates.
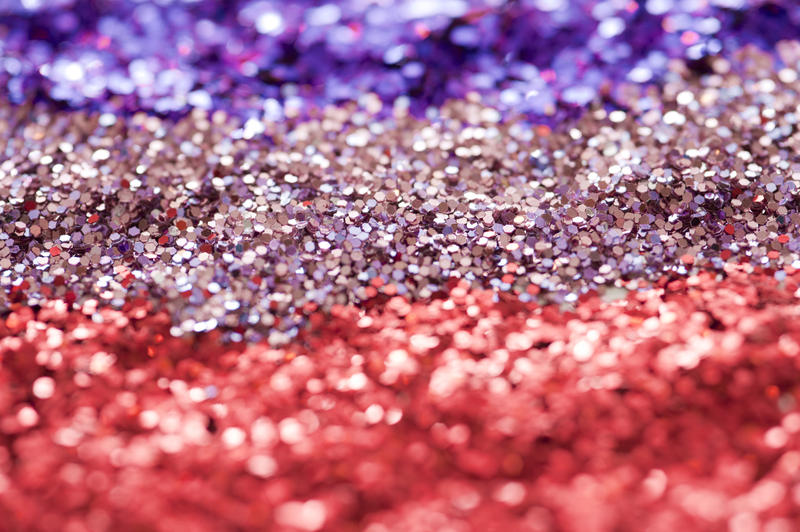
(1, 1, 800, 116)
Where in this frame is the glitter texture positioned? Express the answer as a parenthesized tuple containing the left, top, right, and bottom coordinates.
(1, 1, 800, 114)
(5, 1, 800, 530)
(3, 267, 800, 530)
(4, 48, 800, 342)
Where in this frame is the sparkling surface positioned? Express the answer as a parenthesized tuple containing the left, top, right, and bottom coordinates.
(1, 1, 800, 115)
(2, 267, 800, 530)
(5, 1, 800, 530)
(5, 48, 800, 341)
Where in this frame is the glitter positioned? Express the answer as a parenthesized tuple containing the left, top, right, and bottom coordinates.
(255, 11, 284, 36)
(494, 481, 526, 506)
(778, 69, 797, 83)
(365, 404, 384, 424)
(62, 62, 84, 82)
(279, 418, 305, 444)
(680, 31, 700, 46)
(535, 0, 565, 11)
(562, 85, 595, 105)
(222, 427, 247, 448)
(32, 376, 55, 399)
(247, 454, 278, 478)
(1, 0, 787, 117)
(609, 110, 626, 123)
(598, 17, 625, 39)
(5, 4, 800, 528)
(346, 129, 370, 147)
(348, 372, 368, 390)
(0, 268, 799, 527)
(663, 110, 686, 125)
(275, 500, 327, 531)
(20, 65, 800, 341)
(17, 406, 39, 427)
(306, 4, 341, 26)
(573, 339, 594, 361)
(139, 410, 159, 429)
(765, 427, 789, 448)
(676, 90, 694, 105)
